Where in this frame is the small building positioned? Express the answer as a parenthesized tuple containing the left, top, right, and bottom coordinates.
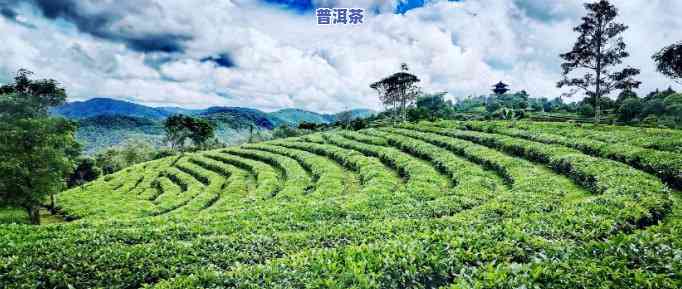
(492, 81, 510, 95)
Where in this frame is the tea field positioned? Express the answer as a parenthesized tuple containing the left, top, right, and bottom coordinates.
(1, 121, 680, 289)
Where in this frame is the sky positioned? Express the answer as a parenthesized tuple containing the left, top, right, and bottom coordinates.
(0, 0, 680, 113)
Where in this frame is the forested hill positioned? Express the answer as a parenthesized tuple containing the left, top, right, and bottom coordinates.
(270, 108, 376, 126)
(51, 98, 172, 120)
(52, 98, 374, 125)
(51, 98, 374, 153)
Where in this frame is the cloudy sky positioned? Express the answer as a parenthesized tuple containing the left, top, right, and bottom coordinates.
(0, 0, 680, 113)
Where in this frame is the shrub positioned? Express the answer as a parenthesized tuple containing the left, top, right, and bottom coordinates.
(577, 103, 595, 117)
(617, 98, 643, 122)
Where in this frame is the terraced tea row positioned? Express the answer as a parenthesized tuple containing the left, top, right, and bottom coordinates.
(438, 121, 682, 188)
(0, 121, 679, 289)
(150, 127, 674, 288)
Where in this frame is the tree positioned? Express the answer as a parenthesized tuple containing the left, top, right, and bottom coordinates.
(163, 114, 216, 150)
(0, 69, 68, 117)
(530, 100, 543, 112)
(498, 91, 529, 109)
(578, 103, 595, 117)
(616, 98, 643, 122)
(413, 92, 452, 121)
(581, 95, 616, 111)
(94, 138, 161, 175)
(187, 118, 215, 148)
(370, 63, 421, 123)
(0, 70, 79, 224)
(121, 139, 156, 166)
(348, 118, 369, 131)
(558, 0, 640, 124)
(95, 148, 128, 175)
(298, 121, 321, 130)
(485, 100, 501, 113)
(664, 93, 682, 122)
(641, 99, 666, 118)
(535, 98, 551, 112)
(644, 87, 676, 102)
(272, 124, 301, 139)
(67, 157, 102, 188)
(653, 41, 682, 85)
(164, 115, 193, 150)
(615, 89, 638, 107)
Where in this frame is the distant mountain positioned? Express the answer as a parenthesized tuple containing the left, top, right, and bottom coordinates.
(73, 113, 273, 154)
(66, 105, 281, 154)
(51, 98, 171, 120)
(335, 109, 377, 120)
(268, 108, 334, 126)
(268, 108, 377, 126)
(75, 115, 165, 154)
(53, 97, 376, 153)
(201, 107, 279, 130)
(53, 98, 376, 125)
(156, 107, 204, 115)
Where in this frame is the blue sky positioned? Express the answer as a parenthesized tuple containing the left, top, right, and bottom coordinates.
(395, 0, 426, 14)
(261, 0, 452, 14)
(263, 0, 315, 12)
(0, 0, 680, 112)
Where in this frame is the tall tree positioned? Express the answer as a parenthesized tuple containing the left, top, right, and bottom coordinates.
(0, 70, 80, 224)
(558, 0, 639, 124)
(653, 41, 682, 85)
(370, 63, 421, 123)
(163, 114, 215, 150)
(371, 74, 400, 122)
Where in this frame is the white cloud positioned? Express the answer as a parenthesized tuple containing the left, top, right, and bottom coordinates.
(0, 0, 680, 113)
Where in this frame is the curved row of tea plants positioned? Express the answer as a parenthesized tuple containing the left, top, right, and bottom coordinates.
(0, 121, 679, 289)
(439, 121, 682, 189)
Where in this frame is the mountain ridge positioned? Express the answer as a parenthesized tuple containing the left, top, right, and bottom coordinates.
(52, 98, 376, 154)
(52, 97, 375, 125)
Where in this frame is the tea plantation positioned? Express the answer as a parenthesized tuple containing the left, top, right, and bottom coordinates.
(1, 121, 680, 288)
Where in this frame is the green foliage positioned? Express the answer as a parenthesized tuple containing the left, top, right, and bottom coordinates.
(558, 0, 640, 123)
(95, 138, 168, 175)
(271, 124, 306, 139)
(297, 121, 322, 130)
(642, 99, 667, 117)
(163, 114, 216, 150)
(370, 63, 421, 122)
(530, 99, 544, 112)
(75, 115, 164, 154)
(578, 103, 595, 117)
(0, 69, 67, 117)
(0, 70, 79, 224)
(67, 157, 102, 188)
(616, 89, 638, 107)
(408, 92, 454, 121)
(580, 95, 616, 111)
(653, 41, 682, 84)
(459, 121, 682, 188)
(485, 99, 501, 113)
(617, 98, 643, 122)
(497, 91, 529, 109)
(348, 118, 370, 131)
(454, 96, 486, 112)
(0, 120, 681, 288)
(0, 206, 29, 224)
